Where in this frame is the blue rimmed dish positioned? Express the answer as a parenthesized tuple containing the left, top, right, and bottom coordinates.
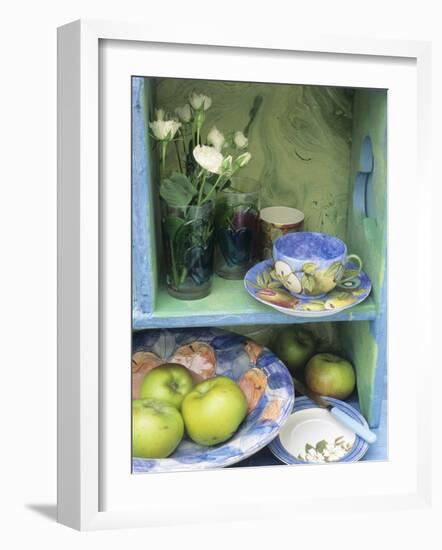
(244, 258, 371, 318)
(132, 327, 294, 473)
(269, 396, 369, 464)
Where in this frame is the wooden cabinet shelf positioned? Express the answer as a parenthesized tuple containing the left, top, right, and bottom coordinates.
(132, 77, 388, 433)
(132, 276, 377, 329)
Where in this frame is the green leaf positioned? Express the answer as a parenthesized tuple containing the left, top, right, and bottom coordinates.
(305, 443, 314, 453)
(324, 261, 343, 280)
(302, 273, 316, 294)
(160, 172, 197, 207)
(165, 216, 185, 242)
(263, 270, 271, 285)
(302, 262, 317, 274)
(268, 281, 282, 289)
(256, 273, 265, 287)
(316, 440, 328, 453)
(335, 292, 351, 300)
(247, 282, 261, 290)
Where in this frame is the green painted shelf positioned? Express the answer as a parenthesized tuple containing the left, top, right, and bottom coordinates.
(132, 275, 376, 329)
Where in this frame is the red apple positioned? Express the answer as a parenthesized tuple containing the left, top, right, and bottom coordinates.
(305, 353, 356, 399)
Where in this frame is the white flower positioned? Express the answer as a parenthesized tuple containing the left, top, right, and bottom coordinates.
(207, 126, 225, 151)
(189, 91, 212, 111)
(193, 145, 224, 174)
(233, 130, 248, 149)
(234, 151, 252, 169)
(175, 104, 192, 123)
(155, 108, 165, 121)
(149, 119, 181, 141)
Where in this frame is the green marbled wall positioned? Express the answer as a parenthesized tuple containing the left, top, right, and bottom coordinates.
(154, 78, 354, 239)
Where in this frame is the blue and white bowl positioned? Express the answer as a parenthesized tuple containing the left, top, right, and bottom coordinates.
(269, 396, 369, 464)
(132, 328, 294, 473)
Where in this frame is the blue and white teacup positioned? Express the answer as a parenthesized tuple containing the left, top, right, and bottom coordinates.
(272, 232, 363, 298)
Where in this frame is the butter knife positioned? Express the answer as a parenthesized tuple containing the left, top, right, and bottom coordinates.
(293, 378, 377, 444)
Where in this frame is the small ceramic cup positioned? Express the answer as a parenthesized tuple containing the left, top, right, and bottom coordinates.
(272, 232, 363, 298)
(259, 206, 304, 260)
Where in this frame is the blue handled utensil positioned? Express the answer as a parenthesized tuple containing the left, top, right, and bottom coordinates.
(293, 378, 377, 444)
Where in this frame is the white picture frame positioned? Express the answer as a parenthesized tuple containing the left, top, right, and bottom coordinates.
(57, 19, 433, 531)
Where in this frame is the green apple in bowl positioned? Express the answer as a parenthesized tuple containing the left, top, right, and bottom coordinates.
(305, 353, 356, 400)
(182, 376, 248, 446)
(132, 398, 184, 458)
(139, 363, 194, 409)
(272, 327, 316, 374)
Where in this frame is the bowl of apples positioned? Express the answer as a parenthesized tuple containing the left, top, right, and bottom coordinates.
(132, 327, 294, 473)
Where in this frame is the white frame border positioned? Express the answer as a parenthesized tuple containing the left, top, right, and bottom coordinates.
(57, 19, 432, 530)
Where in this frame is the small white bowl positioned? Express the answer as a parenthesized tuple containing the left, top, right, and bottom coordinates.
(269, 397, 369, 464)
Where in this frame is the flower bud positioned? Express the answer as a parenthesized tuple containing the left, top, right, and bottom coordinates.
(149, 119, 181, 141)
(175, 104, 192, 123)
(221, 155, 233, 174)
(207, 126, 225, 152)
(233, 131, 248, 149)
(189, 91, 212, 111)
(234, 152, 252, 169)
(155, 108, 165, 121)
(194, 109, 206, 131)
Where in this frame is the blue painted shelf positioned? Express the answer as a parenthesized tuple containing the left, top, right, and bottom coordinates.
(132, 276, 377, 330)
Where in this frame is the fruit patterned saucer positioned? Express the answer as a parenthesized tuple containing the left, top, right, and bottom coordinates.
(244, 259, 372, 318)
(132, 328, 294, 473)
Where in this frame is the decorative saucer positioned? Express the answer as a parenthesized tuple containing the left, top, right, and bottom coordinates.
(268, 397, 369, 465)
(244, 259, 371, 318)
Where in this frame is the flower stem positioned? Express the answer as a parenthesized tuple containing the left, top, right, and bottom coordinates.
(192, 119, 197, 148)
(197, 171, 208, 206)
(161, 141, 167, 173)
(169, 238, 179, 287)
(200, 173, 224, 205)
(180, 128, 188, 155)
(179, 267, 188, 285)
(174, 140, 183, 173)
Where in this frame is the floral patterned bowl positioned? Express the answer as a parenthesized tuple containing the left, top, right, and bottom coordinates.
(269, 396, 369, 464)
(132, 327, 294, 473)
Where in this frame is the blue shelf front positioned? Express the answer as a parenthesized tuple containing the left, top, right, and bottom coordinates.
(132, 277, 377, 329)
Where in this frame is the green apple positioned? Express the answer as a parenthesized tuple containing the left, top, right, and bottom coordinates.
(305, 353, 356, 400)
(182, 376, 248, 446)
(132, 398, 184, 458)
(272, 327, 316, 374)
(139, 363, 194, 410)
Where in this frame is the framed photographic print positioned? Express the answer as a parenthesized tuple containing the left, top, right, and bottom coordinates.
(57, 19, 433, 530)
